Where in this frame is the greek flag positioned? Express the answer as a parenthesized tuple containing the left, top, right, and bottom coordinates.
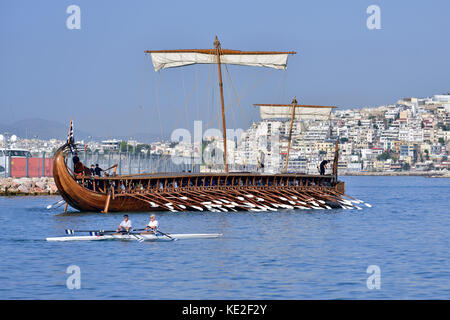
(65, 229, 75, 235)
(67, 118, 74, 145)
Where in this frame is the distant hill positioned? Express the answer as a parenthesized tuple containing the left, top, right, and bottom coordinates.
(0, 118, 93, 141)
(0, 118, 167, 143)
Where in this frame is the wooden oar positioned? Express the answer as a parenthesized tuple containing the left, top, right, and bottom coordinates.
(47, 199, 65, 210)
(103, 164, 118, 172)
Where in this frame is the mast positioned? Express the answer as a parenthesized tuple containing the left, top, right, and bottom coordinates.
(146, 38, 296, 174)
(333, 140, 339, 178)
(254, 100, 336, 174)
(214, 36, 229, 172)
(284, 97, 297, 172)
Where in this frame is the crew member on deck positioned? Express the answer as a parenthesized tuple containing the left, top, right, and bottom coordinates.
(319, 160, 329, 175)
(94, 164, 103, 177)
(145, 214, 159, 233)
(72, 153, 80, 165)
(116, 215, 132, 233)
(90, 164, 95, 176)
(73, 153, 85, 174)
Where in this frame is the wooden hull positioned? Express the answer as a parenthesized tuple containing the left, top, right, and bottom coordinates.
(53, 144, 347, 213)
(53, 145, 155, 212)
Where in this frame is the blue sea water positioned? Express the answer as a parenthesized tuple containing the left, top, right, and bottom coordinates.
(0, 176, 449, 299)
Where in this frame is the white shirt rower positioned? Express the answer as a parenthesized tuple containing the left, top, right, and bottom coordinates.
(117, 215, 132, 232)
(145, 214, 159, 233)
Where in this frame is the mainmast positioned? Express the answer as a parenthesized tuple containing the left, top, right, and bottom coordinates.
(214, 36, 229, 172)
(145, 37, 296, 173)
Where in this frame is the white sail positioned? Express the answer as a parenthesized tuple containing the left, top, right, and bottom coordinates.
(150, 52, 290, 71)
(259, 105, 332, 120)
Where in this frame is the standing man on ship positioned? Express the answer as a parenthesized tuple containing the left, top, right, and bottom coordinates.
(319, 160, 329, 175)
(72, 152, 80, 165)
(94, 164, 103, 177)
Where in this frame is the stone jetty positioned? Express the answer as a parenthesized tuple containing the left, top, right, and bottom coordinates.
(340, 171, 450, 177)
(0, 177, 59, 196)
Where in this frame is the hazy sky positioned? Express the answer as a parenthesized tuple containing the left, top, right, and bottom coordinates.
(1, 0, 449, 139)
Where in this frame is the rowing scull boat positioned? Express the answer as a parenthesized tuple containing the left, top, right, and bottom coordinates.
(46, 233, 223, 242)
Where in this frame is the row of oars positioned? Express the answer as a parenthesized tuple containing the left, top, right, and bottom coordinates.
(46, 188, 372, 213)
(130, 187, 372, 213)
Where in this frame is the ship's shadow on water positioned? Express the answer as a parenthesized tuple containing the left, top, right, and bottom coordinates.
(1, 176, 449, 299)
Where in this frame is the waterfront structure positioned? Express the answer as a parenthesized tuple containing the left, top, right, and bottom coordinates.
(100, 139, 121, 151)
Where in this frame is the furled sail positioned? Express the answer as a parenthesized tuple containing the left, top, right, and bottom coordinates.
(149, 50, 292, 72)
(257, 105, 334, 120)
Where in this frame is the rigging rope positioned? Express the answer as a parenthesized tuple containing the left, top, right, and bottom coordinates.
(224, 64, 247, 126)
(133, 55, 151, 145)
(153, 71, 164, 172)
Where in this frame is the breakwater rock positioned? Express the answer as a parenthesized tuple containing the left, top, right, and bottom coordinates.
(341, 171, 450, 177)
(0, 177, 59, 196)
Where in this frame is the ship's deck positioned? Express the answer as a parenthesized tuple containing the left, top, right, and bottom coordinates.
(74, 171, 335, 181)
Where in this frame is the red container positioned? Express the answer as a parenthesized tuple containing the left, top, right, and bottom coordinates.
(10, 157, 54, 177)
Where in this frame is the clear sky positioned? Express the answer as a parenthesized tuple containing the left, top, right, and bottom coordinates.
(1, 0, 449, 139)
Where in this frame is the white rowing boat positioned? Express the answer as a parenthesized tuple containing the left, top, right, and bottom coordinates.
(46, 233, 223, 242)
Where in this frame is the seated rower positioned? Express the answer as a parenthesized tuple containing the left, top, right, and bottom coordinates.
(74, 161, 85, 175)
(119, 180, 126, 193)
(116, 214, 132, 233)
(144, 214, 159, 233)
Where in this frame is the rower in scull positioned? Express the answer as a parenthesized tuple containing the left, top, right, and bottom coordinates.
(144, 214, 159, 233)
(116, 214, 132, 233)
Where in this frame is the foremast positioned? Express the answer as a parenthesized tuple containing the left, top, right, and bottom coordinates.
(254, 100, 337, 173)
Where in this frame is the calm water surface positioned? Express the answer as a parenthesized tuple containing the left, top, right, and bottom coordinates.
(0, 176, 449, 299)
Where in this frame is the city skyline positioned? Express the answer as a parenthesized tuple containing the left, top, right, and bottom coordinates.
(1, 91, 448, 142)
(3, 92, 449, 176)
